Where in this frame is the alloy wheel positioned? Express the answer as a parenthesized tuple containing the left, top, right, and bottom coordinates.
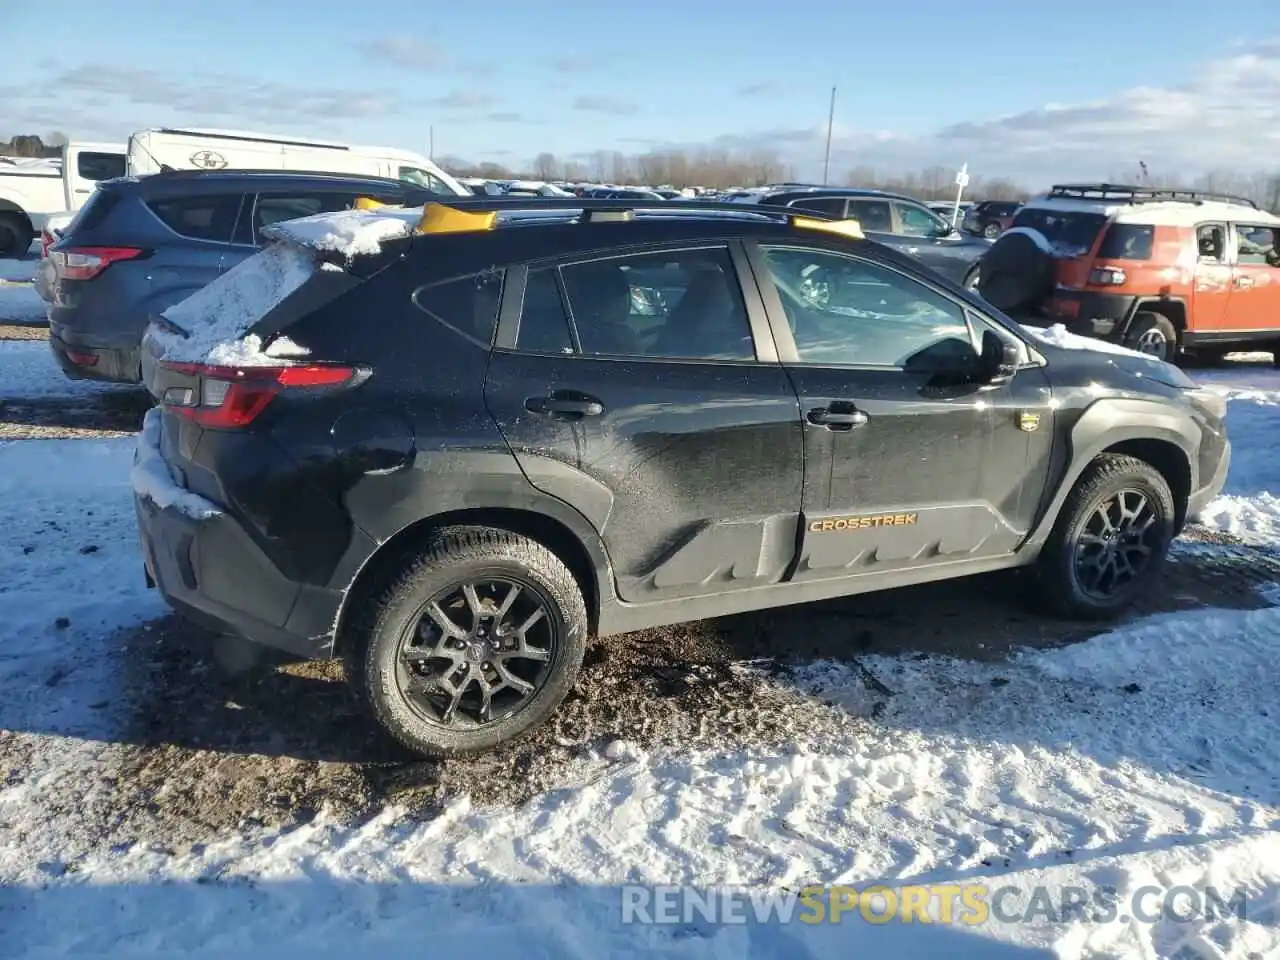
(1072, 489, 1160, 600)
(396, 577, 558, 728)
(1135, 327, 1169, 358)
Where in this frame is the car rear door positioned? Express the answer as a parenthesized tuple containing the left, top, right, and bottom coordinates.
(890, 199, 975, 284)
(745, 239, 1052, 582)
(484, 241, 805, 604)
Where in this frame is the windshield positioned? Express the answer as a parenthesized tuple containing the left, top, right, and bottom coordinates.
(1011, 207, 1108, 257)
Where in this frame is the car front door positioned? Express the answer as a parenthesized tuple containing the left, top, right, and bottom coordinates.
(485, 242, 805, 604)
(1227, 223, 1280, 335)
(891, 199, 977, 284)
(745, 241, 1053, 583)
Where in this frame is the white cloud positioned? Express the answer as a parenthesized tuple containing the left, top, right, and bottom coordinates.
(704, 38, 1280, 183)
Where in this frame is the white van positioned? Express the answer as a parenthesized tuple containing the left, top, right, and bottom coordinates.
(126, 127, 469, 196)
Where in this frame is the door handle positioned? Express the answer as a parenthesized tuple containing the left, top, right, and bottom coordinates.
(1234, 275, 1256, 289)
(807, 406, 868, 429)
(525, 394, 604, 418)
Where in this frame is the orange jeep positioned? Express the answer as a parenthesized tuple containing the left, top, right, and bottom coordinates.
(977, 183, 1280, 363)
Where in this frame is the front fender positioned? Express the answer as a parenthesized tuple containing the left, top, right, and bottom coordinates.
(1024, 397, 1200, 548)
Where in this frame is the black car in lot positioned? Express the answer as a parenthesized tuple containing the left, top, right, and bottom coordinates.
(756, 188, 992, 289)
(133, 197, 1230, 757)
(44, 170, 434, 383)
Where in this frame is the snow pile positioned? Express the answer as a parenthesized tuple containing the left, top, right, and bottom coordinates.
(157, 243, 317, 364)
(130, 408, 222, 519)
(1021, 322, 1149, 359)
(261, 208, 418, 258)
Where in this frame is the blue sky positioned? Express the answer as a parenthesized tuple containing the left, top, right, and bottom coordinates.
(6, 1, 1280, 182)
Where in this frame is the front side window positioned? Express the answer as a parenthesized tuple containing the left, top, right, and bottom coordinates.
(1236, 225, 1280, 266)
(894, 201, 947, 238)
(398, 166, 450, 194)
(846, 198, 893, 233)
(759, 246, 973, 368)
(252, 192, 357, 242)
(558, 247, 755, 361)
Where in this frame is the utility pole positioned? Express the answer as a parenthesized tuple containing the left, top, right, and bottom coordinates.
(822, 86, 836, 186)
(429, 126, 435, 161)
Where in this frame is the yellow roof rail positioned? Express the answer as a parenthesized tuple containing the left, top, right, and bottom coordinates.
(791, 215, 864, 240)
(417, 202, 497, 235)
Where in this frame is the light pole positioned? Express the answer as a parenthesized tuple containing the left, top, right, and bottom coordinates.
(822, 86, 836, 186)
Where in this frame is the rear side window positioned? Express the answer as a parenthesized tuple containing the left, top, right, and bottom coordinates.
(147, 194, 242, 242)
(560, 247, 754, 361)
(1096, 223, 1154, 260)
(413, 271, 505, 346)
(77, 151, 125, 181)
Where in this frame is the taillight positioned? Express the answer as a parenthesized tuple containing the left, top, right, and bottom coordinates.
(159, 361, 360, 429)
(40, 230, 56, 258)
(52, 246, 145, 282)
(1088, 266, 1127, 286)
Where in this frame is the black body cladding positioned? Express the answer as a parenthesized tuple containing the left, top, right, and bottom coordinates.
(134, 207, 1231, 661)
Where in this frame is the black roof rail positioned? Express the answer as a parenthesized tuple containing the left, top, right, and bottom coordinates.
(1047, 183, 1258, 209)
(145, 167, 408, 184)
(426, 196, 844, 222)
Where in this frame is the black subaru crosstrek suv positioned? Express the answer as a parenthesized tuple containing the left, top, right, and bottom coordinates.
(132, 197, 1231, 757)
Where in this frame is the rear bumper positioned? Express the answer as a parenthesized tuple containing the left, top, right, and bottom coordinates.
(134, 486, 341, 661)
(49, 324, 141, 383)
(1044, 289, 1137, 340)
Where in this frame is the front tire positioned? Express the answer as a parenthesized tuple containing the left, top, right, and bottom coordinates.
(1123, 311, 1178, 362)
(982, 221, 1002, 240)
(1033, 455, 1176, 620)
(345, 527, 588, 757)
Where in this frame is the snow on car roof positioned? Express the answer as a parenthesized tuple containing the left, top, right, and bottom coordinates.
(260, 208, 421, 258)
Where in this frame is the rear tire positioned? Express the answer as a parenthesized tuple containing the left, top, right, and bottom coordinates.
(0, 213, 33, 258)
(982, 221, 1002, 239)
(1122, 312, 1178, 362)
(962, 265, 981, 293)
(1033, 454, 1176, 620)
(344, 526, 588, 757)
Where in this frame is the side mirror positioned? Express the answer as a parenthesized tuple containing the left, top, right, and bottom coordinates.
(979, 329, 1019, 384)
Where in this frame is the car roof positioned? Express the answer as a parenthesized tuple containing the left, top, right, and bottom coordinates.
(759, 188, 920, 205)
(105, 169, 416, 198)
(1018, 183, 1280, 228)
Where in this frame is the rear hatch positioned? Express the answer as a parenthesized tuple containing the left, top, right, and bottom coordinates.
(1006, 206, 1109, 289)
(140, 206, 419, 501)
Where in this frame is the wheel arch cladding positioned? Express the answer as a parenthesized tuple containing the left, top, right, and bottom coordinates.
(332, 508, 605, 654)
(1029, 398, 1199, 545)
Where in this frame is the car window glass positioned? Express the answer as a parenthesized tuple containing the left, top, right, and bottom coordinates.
(760, 246, 974, 368)
(1097, 224, 1155, 260)
(147, 194, 242, 242)
(895, 201, 945, 237)
(560, 247, 754, 361)
(414, 271, 504, 346)
(1196, 224, 1225, 261)
(789, 197, 846, 217)
(846, 199, 893, 233)
(76, 151, 125, 181)
(398, 166, 450, 194)
(1236, 225, 1280, 266)
(252, 192, 355, 242)
(517, 268, 576, 354)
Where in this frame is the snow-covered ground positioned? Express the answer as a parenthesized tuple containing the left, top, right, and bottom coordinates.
(1, 350, 1278, 958)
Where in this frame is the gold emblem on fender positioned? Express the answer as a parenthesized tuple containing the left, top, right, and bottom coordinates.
(808, 513, 918, 533)
(1018, 411, 1041, 433)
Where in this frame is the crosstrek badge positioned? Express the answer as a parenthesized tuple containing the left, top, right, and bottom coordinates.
(809, 513, 918, 533)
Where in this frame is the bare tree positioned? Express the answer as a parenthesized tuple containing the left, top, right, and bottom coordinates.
(532, 152, 559, 181)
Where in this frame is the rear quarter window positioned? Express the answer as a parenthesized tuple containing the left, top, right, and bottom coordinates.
(1096, 223, 1155, 260)
(64, 189, 121, 235)
(413, 271, 505, 346)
